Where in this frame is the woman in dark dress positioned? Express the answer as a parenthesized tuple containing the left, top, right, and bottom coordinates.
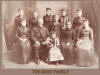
(60, 21, 75, 65)
(15, 19, 31, 64)
(75, 19, 97, 67)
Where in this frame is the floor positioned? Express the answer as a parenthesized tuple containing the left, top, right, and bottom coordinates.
(2, 49, 99, 69)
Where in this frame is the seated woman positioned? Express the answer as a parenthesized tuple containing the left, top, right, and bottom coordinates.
(75, 19, 97, 67)
(44, 31, 64, 65)
(15, 19, 31, 64)
(60, 21, 75, 65)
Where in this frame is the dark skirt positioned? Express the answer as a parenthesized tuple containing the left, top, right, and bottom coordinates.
(60, 39, 74, 65)
(14, 38, 31, 63)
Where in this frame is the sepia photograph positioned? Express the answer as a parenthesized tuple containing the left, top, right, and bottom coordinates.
(2, 0, 99, 69)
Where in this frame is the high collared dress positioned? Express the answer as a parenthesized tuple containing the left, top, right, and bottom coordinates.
(60, 28, 75, 65)
(15, 26, 31, 63)
(75, 27, 97, 67)
(43, 14, 53, 32)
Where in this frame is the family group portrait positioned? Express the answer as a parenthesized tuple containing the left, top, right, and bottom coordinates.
(2, 0, 99, 69)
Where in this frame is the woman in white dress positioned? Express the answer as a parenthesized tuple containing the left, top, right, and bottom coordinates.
(75, 19, 97, 67)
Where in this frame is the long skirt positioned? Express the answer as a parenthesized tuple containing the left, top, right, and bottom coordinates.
(48, 47, 64, 62)
(61, 39, 74, 65)
(76, 38, 97, 67)
(16, 38, 31, 63)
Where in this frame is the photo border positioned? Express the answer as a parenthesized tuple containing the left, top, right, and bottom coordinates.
(0, 0, 100, 75)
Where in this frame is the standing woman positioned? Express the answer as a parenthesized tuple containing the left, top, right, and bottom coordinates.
(43, 7, 53, 32)
(16, 19, 31, 64)
(75, 19, 97, 67)
(14, 8, 25, 34)
(60, 21, 75, 65)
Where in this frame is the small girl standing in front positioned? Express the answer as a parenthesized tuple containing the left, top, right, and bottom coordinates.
(44, 31, 64, 65)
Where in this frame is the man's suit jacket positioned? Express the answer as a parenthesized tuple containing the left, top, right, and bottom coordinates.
(31, 26, 49, 43)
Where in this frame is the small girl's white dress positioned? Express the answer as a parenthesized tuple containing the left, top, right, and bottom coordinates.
(46, 37, 64, 62)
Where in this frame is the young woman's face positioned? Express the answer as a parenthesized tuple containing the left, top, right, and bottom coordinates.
(46, 10, 51, 15)
(21, 20, 26, 27)
(19, 10, 24, 16)
(61, 11, 66, 16)
(76, 11, 82, 17)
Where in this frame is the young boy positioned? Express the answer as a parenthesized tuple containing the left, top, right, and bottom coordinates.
(51, 15, 61, 38)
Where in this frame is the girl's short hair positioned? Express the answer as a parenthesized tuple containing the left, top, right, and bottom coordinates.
(83, 19, 89, 23)
(50, 31, 56, 35)
(53, 14, 58, 18)
(77, 8, 82, 12)
(46, 7, 51, 11)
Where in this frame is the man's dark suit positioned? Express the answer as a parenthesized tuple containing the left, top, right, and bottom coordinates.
(31, 26, 49, 63)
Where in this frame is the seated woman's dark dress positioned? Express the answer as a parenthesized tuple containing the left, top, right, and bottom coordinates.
(14, 26, 31, 63)
(60, 28, 75, 65)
